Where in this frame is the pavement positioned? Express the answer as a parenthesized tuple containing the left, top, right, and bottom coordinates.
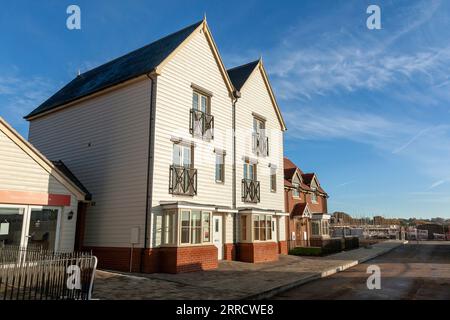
(92, 240, 406, 300)
(273, 241, 450, 300)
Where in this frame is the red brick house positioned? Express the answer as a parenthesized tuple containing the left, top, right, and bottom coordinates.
(284, 157, 329, 249)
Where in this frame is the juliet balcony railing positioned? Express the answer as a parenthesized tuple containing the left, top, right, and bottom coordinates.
(242, 178, 260, 203)
(190, 109, 214, 140)
(169, 165, 198, 196)
(252, 132, 269, 157)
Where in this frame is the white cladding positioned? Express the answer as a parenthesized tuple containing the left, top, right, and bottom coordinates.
(0, 129, 78, 251)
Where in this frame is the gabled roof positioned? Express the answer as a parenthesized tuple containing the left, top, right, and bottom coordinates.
(227, 60, 260, 91)
(25, 18, 235, 120)
(283, 157, 310, 191)
(292, 203, 310, 217)
(0, 117, 88, 201)
(25, 20, 202, 119)
(227, 59, 287, 131)
(302, 172, 327, 196)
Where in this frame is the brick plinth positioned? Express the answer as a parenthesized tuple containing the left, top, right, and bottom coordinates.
(237, 242, 279, 263)
(84, 246, 143, 272)
(84, 245, 218, 274)
(223, 243, 236, 261)
(158, 245, 218, 273)
(278, 241, 288, 255)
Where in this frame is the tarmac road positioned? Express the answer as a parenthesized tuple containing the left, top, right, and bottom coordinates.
(273, 241, 450, 300)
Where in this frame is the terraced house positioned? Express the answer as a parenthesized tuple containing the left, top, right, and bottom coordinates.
(25, 18, 288, 273)
(283, 157, 330, 249)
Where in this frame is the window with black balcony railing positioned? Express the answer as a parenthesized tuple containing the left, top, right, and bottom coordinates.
(242, 178, 260, 203)
(190, 109, 214, 140)
(252, 132, 269, 157)
(169, 165, 198, 196)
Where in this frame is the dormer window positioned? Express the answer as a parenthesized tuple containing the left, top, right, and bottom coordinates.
(292, 183, 300, 198)
(311, 188, 318, 203)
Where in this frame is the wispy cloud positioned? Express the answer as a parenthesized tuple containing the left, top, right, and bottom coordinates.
(0, 74, 55, 131)
(429, 180, 446, 190)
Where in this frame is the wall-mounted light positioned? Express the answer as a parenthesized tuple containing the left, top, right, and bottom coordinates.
(68, 211, 74, 220)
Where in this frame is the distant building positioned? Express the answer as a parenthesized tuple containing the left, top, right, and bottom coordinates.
(417, 223, 447, 240)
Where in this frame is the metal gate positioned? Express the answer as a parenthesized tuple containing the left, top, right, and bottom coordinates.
(0, 245, 97, 300)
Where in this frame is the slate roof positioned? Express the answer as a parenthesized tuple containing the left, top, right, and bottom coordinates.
(25, 20, 203, 119)
(227, 60, 260, 91)
(283, 157, 328, 195)
(52, 160, 92, 200)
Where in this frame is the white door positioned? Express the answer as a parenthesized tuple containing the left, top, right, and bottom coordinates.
(213, 215, 223, 260)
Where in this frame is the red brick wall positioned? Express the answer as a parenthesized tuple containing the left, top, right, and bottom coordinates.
(278, 241, 288, 255)
(223, 243, 236, 261)
(304, 193, 327, 213)
(237, 242, 278, 263)
(84, 245, 218, 274)
(159, 245, 218, 273)
(84, 246, 143, 272)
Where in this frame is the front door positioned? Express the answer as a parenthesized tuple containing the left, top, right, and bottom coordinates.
(213, 215, 223, 260)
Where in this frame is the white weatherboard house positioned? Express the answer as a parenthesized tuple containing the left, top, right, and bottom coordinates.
(25, 18, 288, 273)
(0, 117, 90, 252)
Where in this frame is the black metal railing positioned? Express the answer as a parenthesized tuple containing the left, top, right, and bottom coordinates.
(242, 179, 260, 203)
(252, 132, 269, 156)
(169, 165, 198, 196)
(190, 109, 214, 140)
(0, 245, 97, 300)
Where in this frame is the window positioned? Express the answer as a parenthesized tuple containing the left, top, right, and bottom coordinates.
(163, 211, 176, 245)
(312, 221, 320, 236)
(253, 215, 273, 241)
(270, 167, 277, 192)
(173, 143, 192, 168)
(170, 143, 197, 196)
(243, 161, 257, 181)
(253, 117, 265, 135)
(191, 211, 202, 244)
(180, 210, 211, 245)
(292, 183, 300, 198)
(322, 220, 329, 236)
(191, 91, 213, 139)
(311, 191, 318, 203)
(252, 116, 268, 156)
(215, 152, 225, 183)
(202, 212, 210, 242)
(240, 215, 247, 241)
(192, 91, 209, 113)
(181, 211, 190, 244)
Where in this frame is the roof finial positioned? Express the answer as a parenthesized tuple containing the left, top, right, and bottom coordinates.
(203, 12, 207, 22)
(77, 69, 81, 76)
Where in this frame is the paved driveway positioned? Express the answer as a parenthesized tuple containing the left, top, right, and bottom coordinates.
(92, 240, 404, 300)
(273, 241, 450, 300)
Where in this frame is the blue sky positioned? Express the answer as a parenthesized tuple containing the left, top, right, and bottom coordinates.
(1, 0, 450, 219)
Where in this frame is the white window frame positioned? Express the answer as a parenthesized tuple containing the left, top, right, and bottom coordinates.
(0, 204, 62, 251)
(270, 167, 277, 193)
(178, 209, 212, 246)
(252, 214, 273, 242)
(215, 152, 225, 183)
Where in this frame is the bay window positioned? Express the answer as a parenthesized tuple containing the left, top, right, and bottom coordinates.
(253, 215, 273, 241)
(240, 215, 247, 241)
(178, 210, 212, 245)
(312, 221, 320, 236)
(163, 210, 176, 245)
